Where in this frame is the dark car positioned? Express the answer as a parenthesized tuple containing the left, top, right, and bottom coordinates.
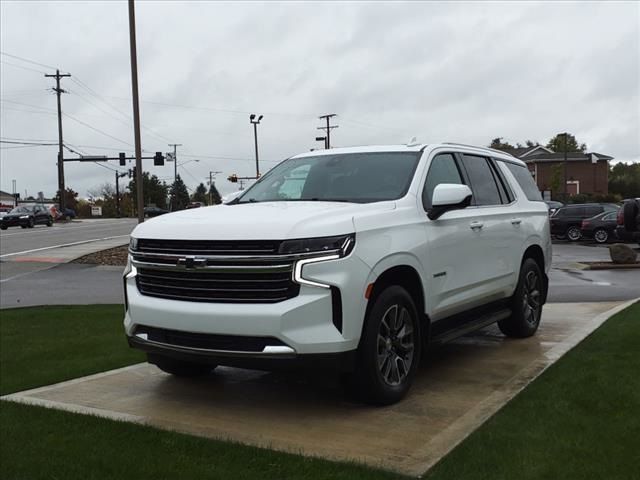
(550, 203, 618, 241)
(615, 198, 640, 245)
(143, 206, 169, 218)
(0, 204, 53, 230)
(580, 210, 619, 243)
(545, 200, 564, 216)
(185, 202, 204, 209)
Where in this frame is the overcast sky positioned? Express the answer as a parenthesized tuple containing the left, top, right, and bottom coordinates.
(1, 0, 638, 200)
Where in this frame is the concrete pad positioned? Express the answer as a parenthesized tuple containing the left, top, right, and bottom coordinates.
(3, 301, 633, 476)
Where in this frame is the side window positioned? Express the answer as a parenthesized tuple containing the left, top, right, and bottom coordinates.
(603, 212, 617, 221)
(422, 153, 464, 209)
(503, 162, 543, 202)
(459, 155, 502, 206)
(586, 206, 602, 217)
(489, 159, 514, 203)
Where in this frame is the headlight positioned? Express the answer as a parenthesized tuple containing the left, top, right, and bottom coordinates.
(279, 234, 355, 257)
(287, 234, 355, 289)
(129, 237, 138, 251)
(19, 215, 29, 219)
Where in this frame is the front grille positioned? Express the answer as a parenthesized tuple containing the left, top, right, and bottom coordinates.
(135, 325, 287, 352)
(137, 238, 281, 256)
(135, 266, 299, 303)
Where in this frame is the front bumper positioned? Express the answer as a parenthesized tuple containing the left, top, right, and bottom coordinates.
(0, 217, 28, 227)
(124, 251, 371, 361)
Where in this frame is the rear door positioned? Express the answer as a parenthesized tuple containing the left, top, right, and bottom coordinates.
(423, 152, 517, 318)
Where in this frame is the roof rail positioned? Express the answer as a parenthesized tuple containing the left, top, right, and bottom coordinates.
(441, 142, 515, 158)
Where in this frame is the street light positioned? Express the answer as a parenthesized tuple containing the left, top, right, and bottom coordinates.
(250, 114, 263, 178)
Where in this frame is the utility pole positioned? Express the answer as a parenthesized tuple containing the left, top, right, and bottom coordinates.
(128, 0, 144, 223)
(44, 69, 71, 211)
(563, 132, 568, 201)
(168, 143, 182, 185)
(168, 143, 182, 211)
(249, 114, 263, 177)
(317, 114, 338, 149)
(115, 171, 128, 218)
(208, 171, 222, 205)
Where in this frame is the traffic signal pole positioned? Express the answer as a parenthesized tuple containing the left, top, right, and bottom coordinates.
(128, 0, 145, 223)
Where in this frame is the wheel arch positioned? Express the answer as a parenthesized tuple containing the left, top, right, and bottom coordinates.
(363, 264, 430, 343)
(521, 244, 548, 304)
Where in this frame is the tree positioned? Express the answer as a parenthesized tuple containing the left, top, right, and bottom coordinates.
(549, 163, 564, 201)
(128, 170, 169, 210)
(609, 162, 640, 199)
(169, 175, 190, 210)
(489, 137, 515, 151)
(208, 182, 222, 205)
(546, 133, 586, 153)
(53, 187, 79, 211)
(191, 183, 208, 205)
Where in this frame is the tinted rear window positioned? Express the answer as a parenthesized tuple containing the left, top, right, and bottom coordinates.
(503, 162, 543, 201)
(460, 155, 502, 206)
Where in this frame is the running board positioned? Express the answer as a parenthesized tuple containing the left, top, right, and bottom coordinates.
(431, 308, 512, 345)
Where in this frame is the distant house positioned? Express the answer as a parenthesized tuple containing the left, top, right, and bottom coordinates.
(504, 146, 613, 199)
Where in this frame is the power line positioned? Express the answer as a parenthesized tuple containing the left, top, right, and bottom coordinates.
(0, 140, 58, 146)
(0, 60, 47, 75)
(0, 51, 57, 70)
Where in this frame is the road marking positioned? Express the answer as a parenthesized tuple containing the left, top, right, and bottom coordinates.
(0, 220, 135, 237)
(0, 235, 129, 259)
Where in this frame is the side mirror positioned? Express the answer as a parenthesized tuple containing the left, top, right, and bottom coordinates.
(428, 184, 473, 220)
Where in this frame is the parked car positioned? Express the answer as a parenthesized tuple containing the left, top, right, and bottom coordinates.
(544, 200, 564, 216)
(185, 202, 204, 209)
(124, 143, 551, 405)
(143, 206, 169, 218)
(616, 198, 640, 245)
(550, 203, 618, 241)
(580, 211, 619, 243)
(0, 204, 54, 229)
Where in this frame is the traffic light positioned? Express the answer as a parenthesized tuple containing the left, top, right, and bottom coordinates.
(228, 174, 238, 183)
(154, 152, 164, 166)
(119, 152, 126, 166)
(128, 167, 136, 179)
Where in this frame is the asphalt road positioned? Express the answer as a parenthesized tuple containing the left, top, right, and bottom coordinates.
(0, 218, 136, 258)
(1, 232, 638, 308)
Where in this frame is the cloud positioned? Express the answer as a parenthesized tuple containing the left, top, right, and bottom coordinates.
(1, 0, 638, 199)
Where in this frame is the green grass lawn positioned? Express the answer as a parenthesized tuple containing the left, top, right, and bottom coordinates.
(0, 305, 144, 395)
(1, 302, 638, 479)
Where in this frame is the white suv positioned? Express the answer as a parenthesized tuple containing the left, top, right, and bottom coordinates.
(124, 143, 551, 405)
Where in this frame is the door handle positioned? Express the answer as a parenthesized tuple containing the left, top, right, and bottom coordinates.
(469, 221, 484, 230)
(511, 218, 522, 225)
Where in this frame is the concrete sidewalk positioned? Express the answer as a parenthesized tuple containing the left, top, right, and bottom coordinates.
(3, 301, 632, 477)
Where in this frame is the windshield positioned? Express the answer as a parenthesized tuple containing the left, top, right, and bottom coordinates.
(236, 152, 421, 204)
(9, 206, 31, 214)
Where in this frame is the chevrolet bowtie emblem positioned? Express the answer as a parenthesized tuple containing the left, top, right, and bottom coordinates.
(178, 256, 207, 269)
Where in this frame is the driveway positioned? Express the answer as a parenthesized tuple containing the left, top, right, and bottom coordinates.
(4, 301, 631, 476)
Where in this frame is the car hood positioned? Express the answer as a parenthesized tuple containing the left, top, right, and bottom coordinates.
(132, 201, 396, 240)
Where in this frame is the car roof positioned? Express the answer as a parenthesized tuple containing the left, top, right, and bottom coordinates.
(290, 143, 526, 166)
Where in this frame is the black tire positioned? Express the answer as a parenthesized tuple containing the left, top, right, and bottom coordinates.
(566, 225, 581, 242)
(147, 354, 214, 377)
(28, 218, 35, 228)
(0, 226, 7, 230)
(20, 225, 27, 229)
(46, 217, 53, 227)
(623, 200, 639, 232)
(499, 258, 544, 338)
(593, 228, 609, 244)
(351, 285, 421, 405)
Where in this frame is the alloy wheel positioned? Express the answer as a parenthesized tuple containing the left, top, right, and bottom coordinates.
(567, 227, 581, 241)
(594, 229, 608, 243)
(377, 304, 415, 386)
(522, 270, 541, 326)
